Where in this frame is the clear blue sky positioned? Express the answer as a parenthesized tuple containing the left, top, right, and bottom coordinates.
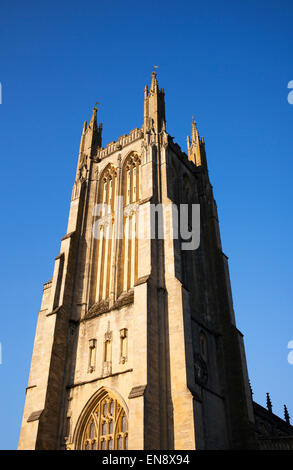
(0, 0, 292, 449)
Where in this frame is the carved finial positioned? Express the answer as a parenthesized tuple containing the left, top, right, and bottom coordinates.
(284, 405, 290, 425)
(90, 103, 99, 122)
(187, 118, 202, 166)
(150, 69, 159, 93)
(144, 68, 165, 133)
(266, 392, 272, 413)
(192, 118, 199, 142)
(89, 105, 98, 125)
(187, 135, 191, 154)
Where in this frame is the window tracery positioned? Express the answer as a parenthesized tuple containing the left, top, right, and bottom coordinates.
(95, 164, 117, 302)
(81, 392, 128, 450)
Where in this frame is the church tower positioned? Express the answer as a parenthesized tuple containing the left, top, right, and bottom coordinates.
(18, 72, 255, 450)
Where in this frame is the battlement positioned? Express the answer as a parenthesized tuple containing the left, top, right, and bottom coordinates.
(96, 127, 143, 160)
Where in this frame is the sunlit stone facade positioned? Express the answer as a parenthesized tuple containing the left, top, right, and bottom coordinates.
(18, 73, 260, 450)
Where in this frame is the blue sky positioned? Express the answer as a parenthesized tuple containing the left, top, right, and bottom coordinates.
(0, 0, 292, 449)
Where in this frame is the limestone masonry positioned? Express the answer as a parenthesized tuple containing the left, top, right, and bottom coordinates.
(18, 72, 293, 450)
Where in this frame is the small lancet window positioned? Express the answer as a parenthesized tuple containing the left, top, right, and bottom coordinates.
(104, 339, 111, 363)
(88, 338, 96, 373)
(120, 328, 128, 364)
(103, 327, 112, 376)
(199, 331, 208, 362)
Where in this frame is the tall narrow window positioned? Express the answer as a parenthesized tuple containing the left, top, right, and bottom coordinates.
(120, 153, 141, 295)
(95, 165, 117, 303)
(79, 392, 128, 450)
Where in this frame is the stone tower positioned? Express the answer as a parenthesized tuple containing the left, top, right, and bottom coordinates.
(18, 72, 255, 450)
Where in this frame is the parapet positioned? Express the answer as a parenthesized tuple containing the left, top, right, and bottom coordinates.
(95, 128, 144, 160)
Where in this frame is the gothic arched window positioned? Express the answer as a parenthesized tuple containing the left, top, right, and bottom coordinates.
(94, 164, 117, 302)
(79, 391, 128, 450)
(119, 153, 141, 294)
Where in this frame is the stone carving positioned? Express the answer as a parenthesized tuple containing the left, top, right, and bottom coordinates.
(86, 299, 110, 318)
(84, 290, 134, 321)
